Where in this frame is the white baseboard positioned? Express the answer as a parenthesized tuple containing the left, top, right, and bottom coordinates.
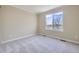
(1, 34, 36, 44)
(39, 33, 79, 45)
(1, 33, 79, 45)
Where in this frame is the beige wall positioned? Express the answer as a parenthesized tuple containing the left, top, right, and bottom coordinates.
(0, 6, 4, 41)
(0, 7, 3, 40)
(0, 5, 37, 43)
(37, 6, 79, 43)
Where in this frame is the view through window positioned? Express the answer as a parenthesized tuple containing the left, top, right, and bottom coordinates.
(45, 12, 63, 32)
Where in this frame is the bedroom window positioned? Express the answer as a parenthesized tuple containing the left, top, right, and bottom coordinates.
(45, 12, 63, 32)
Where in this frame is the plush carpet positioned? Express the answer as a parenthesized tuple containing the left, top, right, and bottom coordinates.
(0, 35, 79, 53)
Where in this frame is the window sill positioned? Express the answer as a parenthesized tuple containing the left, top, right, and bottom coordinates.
(45, 30, 63, 32)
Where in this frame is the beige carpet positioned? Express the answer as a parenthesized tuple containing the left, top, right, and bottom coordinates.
(0, 35, 79, 53)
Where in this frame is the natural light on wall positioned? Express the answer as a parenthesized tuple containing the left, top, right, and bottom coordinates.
(45, 12, 63, 32)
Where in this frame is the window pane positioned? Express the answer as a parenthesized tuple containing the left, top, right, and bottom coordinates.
(46, 14, 52, 25)
(45, 14, 53, 30)
(53, 12, 63, 32)
(45, 12, 63, 32)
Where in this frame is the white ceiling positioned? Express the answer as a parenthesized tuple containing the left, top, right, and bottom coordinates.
(11, 5, 61, 13)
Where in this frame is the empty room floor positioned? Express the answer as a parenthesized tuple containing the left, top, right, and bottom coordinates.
(0, 35, 79, 53)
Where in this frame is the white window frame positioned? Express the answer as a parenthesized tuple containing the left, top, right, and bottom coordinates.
(45, 12, 64, 32)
